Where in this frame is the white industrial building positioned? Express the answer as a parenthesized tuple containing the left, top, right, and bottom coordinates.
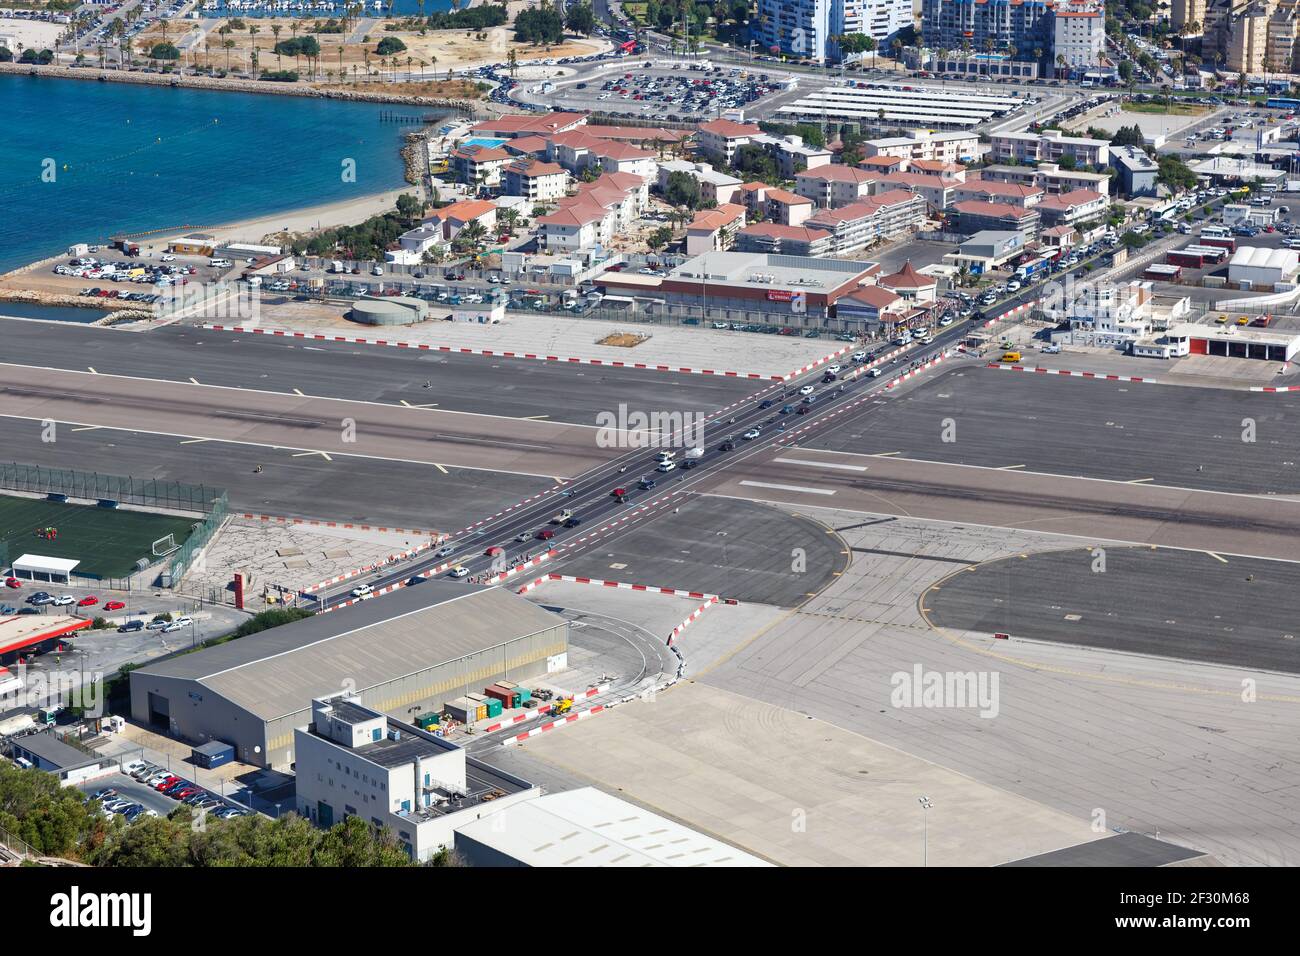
(1228, 246, 1300, 291)
(453, 787, 773, 867)
(295, 696, 539, 863)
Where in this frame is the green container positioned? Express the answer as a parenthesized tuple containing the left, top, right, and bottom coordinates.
(485, 698, 503, 718)
(516, 686, 533, 704)
(415, 712, 439, 731)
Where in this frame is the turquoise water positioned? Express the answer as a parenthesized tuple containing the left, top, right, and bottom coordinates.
(0, 74, 429, 272)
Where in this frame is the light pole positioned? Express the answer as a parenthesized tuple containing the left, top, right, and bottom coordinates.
(918, 795, 933, 866)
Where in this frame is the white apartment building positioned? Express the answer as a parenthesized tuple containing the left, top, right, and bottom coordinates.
(696, 118, 762, 165)
(989, 129, 1111, 168)
(501, 159, 569, 203)
(862, 129, 981, 164)
(658, 160, 744, 205)
(805, 190, 927, 254)
(1053, 7, 1106, 70)
(795, 165, 878, 207)
(294, 697, 539, 863)
(1052, 280, 1192, 350)
(749, 133, 834, 178)
(834, 0, 914, 58)
(757, 0, 911, 62)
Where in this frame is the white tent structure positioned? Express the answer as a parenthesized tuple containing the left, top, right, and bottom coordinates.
(9, 554, 80, 585)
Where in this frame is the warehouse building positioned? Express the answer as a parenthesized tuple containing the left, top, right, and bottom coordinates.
(128, 584, 569, 769)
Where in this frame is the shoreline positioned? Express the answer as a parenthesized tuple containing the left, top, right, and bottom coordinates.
(0, 61, 498, 112)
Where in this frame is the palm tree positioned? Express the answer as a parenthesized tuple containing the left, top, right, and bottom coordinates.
(1056, 52, 1067, 80)
(271, 24, 282, 68)
(222, 38, 235, 72)
(337, 44, 344, 75)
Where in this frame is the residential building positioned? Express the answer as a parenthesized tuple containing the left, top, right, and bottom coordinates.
(547, 130, 656, 180)
(950, 200, 1040, 240)
(920, 0, 1056, 72)
(696, 118, 762, 165)
(1267, 4, 1300, 73)
(750, 132, 834, 177)
(806, 190, 928, 253)
(953, 179, 1045, 209)
(294, 696, 540, 862)
(943, 229, 1028, 274)
(501, 159, 569, 203)
(467, 112, 589, 139)
(686, 204, 747, 255)
(658, 160, 744, 205)
(736, 222, 836, 257)
(1172, 0, 1207, 31)
(980, 162, 1110, 197)
(1034, 189, 1108, 227)
(862, 129, 981, 164)
(795, 165, 879, 208)
(1048, 280, 1192, 350)
(910, 159, 967, 181)
(451, 144, 511, 190)
(754, 0, 833, 63)
(1227, 4, 1271, 73)
(989, 129, 1110, 168)
(1111, 146, 1160, 198)
(834, 284, 909, 331)
(874, 171, 962, 212)
(1053, 7, 1106, 70)
(536, 173, 648, 252)
(765, 188, 817, 226)
(859, 155, 909, 175)
(428, 199, 498, 242)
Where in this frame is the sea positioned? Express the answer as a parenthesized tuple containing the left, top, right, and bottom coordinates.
(0, 74, 438, 272)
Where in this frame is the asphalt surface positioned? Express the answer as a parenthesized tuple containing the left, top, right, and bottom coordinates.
(0, 362, 617, 478)
(926, 545, 1300, 674)
(552, 496, 845, 606)
(1001, 832, 1207, 867)
(0, 320, 759, 426)
(0, 415, 549, 532)
(806, 367, 1300, 494)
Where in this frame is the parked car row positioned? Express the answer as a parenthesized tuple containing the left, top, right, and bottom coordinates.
(124, 760, 249, 820)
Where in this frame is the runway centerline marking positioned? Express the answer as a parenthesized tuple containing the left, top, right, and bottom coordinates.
(739, 480, 836, 496)
(773, 457, 869, 472)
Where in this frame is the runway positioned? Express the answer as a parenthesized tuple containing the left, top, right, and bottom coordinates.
(0, 362, 622, 478)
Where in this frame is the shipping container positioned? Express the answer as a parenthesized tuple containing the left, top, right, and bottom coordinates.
(1167, 250, 1204, 268)
(443, 698, 475, 723)
(476, 704, 488, 721)
(516, 686, 533, 704)
(192, 740, 235, 769)
(415, 713, 440, 731)
(485, 698, 503, 718)
(466, 692, 489, 704)
(484, 685, 514, 706)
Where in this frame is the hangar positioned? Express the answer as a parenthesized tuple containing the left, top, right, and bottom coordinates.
(128, 583, 569, 769)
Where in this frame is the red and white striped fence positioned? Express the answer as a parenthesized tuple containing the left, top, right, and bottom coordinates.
(988, 363, 1156, 384)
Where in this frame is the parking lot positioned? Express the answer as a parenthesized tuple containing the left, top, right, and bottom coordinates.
(546, 62, 784, 121)
(79, 760, 251, 827)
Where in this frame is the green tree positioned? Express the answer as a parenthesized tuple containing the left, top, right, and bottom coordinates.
(664, 170, 703, 209)
(376, 35, 406, 56)
(565, 2, 596, 35)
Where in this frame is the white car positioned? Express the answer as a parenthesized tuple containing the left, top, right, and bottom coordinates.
(51, 595, 75, 606)
(163, 617, 193, 633)
(825, 365, 842, 374)
(657, 460, 677, 473)
(160, 254, 176, 262)
(742, 428, 761, 440)
(449, 566, 470, 579)
(799, 385, 815, 396)
(1041, 344, 1061, 354)
(350, 584, 374, 598)
(852, 351, 868, 362)
(939, 316, 954, 327)
(655, 450, 676, 462)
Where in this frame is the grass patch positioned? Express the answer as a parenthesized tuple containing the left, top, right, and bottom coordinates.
(622, 1, 649, 25)
(1122, 100, 1210, 117)
(0, 495, 196, 579)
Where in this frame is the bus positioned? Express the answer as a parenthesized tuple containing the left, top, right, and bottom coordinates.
(1265, 97, 1300, 111)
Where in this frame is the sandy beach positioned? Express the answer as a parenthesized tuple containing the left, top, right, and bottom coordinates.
(135, 188, 412, 252)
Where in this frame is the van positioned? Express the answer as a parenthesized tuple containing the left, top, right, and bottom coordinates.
(1000, 351, 1022, 362)
(209, 258, 232, 268)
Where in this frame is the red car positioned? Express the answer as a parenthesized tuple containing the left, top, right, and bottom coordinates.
(78, 595, 99, 607)
(104, 600, 126, 611)
(4, 577, 20, 589)
(536, 528, 556, 541)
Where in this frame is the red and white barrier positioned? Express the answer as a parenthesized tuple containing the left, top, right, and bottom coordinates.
(779, 343, 855, 382)
(988, 363, 1157, 384)
(885, 349, 951, 389)
(668, 596, 718, 647)
(204, 324, 851, 381)
(300, 539, 440, 595)
(482, 549, 555, 585)
(501, 703, 609, 746)
(1250, 384, 1300, 393)
(516, 573, 718, 601)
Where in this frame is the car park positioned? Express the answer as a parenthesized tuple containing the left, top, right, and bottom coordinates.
(163, 616, 193, 633)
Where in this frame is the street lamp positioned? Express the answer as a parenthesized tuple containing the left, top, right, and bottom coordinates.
(918, 796, 933, 866)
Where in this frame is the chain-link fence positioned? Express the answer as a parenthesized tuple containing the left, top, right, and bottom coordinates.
(0, 464, 222, 513)
(162, 490, 228, 589)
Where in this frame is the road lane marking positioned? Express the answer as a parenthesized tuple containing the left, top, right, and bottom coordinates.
(70, 425, 100, 432)
(522, 414, 550, 420)
(739, 481, 836, 496)
(434, 463, 448, 475)
(179, 438, 210, 444)
(873, 451, 901, 457)
(1129, 477, 1155, 483)
(189, 377, 201, 385)
(87, 367, 97, 375)
(293, 388, 305, 396)
(999, 464, 1026, 470)
(400, 400, 439, 408)
(292, 450, 333, 462)
(773, 457, 868, 472)
(1206, 551, 1228, 563)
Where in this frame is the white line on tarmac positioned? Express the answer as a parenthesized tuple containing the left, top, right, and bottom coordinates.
(773, 457, 869, 472)
(739, 480, 836, 496)
(1206, 551, 1228, 563)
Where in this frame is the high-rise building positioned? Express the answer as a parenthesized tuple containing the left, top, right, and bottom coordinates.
(755, 0, 912, 63)
(1228, 4, 1272, 73)
(920, 0, 1105, 73)
(1171, 0, 1207, 31)
(1052, 6, 1105, 69)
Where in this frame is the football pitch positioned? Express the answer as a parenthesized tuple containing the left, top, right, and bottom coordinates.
(0, 495, 197, 579)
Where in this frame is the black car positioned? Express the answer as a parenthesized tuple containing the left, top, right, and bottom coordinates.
(719, 439, 736, 451)
(638, 477, 656, 490)
(680, 459, 699, 470)
(406, 576, 427, 586)
(117, 619, 145, 633)
(564, 517, 583, 528)
(17, 608, 39, 615)
(759, 399, 775, 409)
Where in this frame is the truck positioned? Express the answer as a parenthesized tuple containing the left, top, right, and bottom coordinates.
(330, 260, 346, 273)
(551, 509, 573, 524)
